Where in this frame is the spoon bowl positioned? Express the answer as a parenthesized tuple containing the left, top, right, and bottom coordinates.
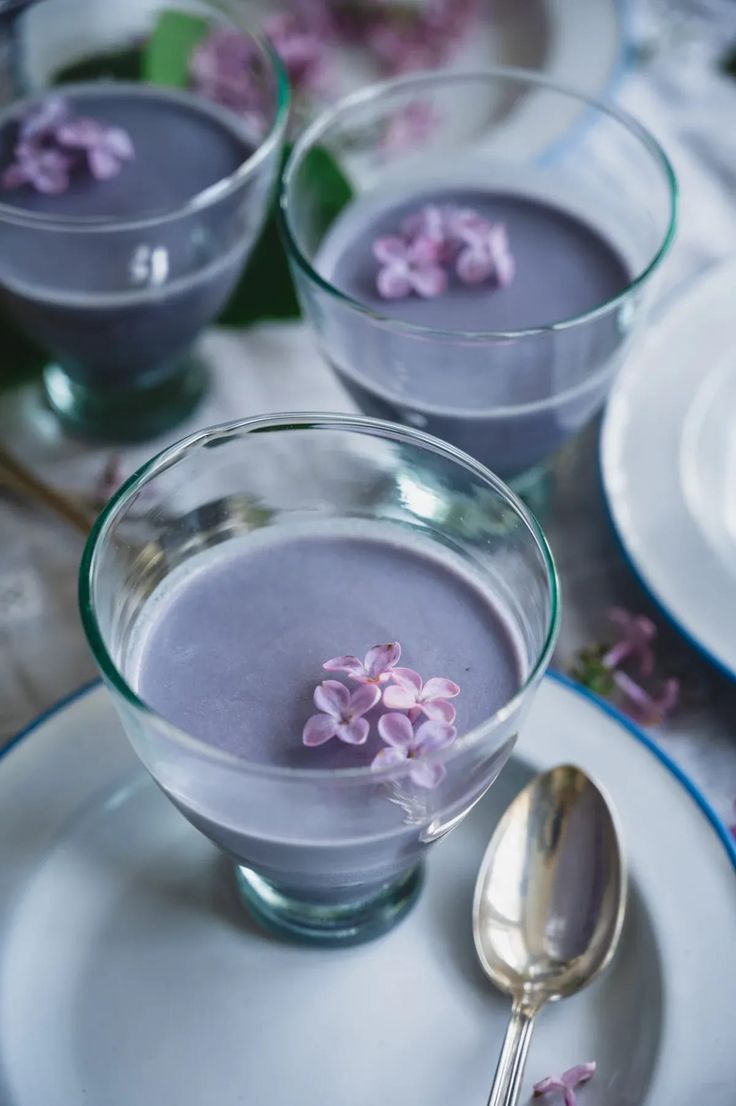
(473, 764, 626, 1106)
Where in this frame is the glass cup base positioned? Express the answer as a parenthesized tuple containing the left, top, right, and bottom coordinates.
(234, 863, 424, 947)
(43, 354, 207, 442)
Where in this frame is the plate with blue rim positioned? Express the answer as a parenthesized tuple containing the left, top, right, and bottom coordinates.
(0, 670, 733, 1105)
(601, 257, 736, 680)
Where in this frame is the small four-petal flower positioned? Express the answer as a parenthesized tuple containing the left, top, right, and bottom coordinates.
(372, 712, 456, 788)
(383, 668, 459, 723)
(323, 642, 402, 685)
(373, 235, 447, 300)
(303, 680, 381, 747)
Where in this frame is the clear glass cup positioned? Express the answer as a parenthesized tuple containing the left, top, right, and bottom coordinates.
(79, 412, 559, 946)
(279, 68, 677, 492)
(0, 0, 289, 440)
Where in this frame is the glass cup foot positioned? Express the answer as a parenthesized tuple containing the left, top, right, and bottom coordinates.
(43, 354, 207, 442)
(234, 863, 424, 947)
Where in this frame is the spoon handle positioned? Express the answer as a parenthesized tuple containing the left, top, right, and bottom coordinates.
(486, 1001, 536, 1106)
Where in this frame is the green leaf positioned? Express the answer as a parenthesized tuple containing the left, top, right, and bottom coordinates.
(218, 145, 354, 328)
(54, 45, 141, 84)
(0, 304, 46, 393)
(142, 9, 208, 88)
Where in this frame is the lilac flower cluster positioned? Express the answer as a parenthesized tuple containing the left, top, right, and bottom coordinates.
(534, 1062, 596, 1106)
(302, 642, 461, 788)
(1, 96, 133, 195)
(571, 608, 679, 725)
(373, 203, 515, 300)
(189, 28, 269, 133)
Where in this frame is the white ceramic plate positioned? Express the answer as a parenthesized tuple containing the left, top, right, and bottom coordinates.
(1, 673, 733, 1106)
(601, 257, 736, 679)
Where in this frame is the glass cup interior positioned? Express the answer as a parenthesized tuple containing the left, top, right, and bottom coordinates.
(0, 0, 288, 438)
(80, 414, 559, 943)
(280, 69, 677, 481)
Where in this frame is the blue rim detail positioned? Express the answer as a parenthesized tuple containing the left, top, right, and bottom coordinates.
(4, 669, 734, 870)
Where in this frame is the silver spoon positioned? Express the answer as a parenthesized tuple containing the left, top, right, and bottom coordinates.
(473, 764, 626, 1106)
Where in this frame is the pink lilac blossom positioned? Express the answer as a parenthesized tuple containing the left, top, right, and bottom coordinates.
(323, 641, 402, 685)
(570, 608, 680, 726)
(374, 203, 515, 299)
(373, 234, 447, 299)
(189, 28, 267, 131)
(373, 712, 457, 788)
(533, 1062, 596, 1106)
(302, 680, 381, 746)
(383, 668, 459, 723)
(1, 96, 133, 194)
(264, 9, 328, 94)
(381, 100, 436, 153)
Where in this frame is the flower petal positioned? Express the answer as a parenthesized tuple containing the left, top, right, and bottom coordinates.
(88, 146, 122, 180)
(104, 127, 134, 159)
(323, 655, 364, 677)
(57, 118, 103, 149)
(336, 717, 369, 745)
(562, 1062, 596, 1088)
(349, 683, 381, 717)
(377, 265, 411, 300)
(364, 642, 401, 678)
(372, 235, 407, 264)
(382, 685, 418, 711)
(377, 712, 414, 749)
(391, 668, 423, 694)
(302, 713, 337, 747)
(409, 758, 446, 789)
(371, 746, 408, 772)
(456, 244, 494, 284)
(533, 1076, 564, 1096)
(421, 698, 456, 724)
(410, 263, 447, 299)
(421, 677, 460, 700)
(313, 679, 349, 719)
(414, 720, 456, 753)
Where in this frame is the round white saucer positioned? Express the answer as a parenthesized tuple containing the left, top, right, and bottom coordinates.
(601, 257, 736, 678)
(1, 674, 733, 1105)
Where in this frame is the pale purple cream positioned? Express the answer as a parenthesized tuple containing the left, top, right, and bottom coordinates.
(314, 188, 632, 477)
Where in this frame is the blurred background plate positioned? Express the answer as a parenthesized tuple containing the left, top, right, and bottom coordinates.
(601, 256, 736, 679)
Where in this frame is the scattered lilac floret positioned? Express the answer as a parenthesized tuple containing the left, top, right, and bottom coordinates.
(57, 117, 134, 181)
(264, 10, 328, 94)
(383, 668, 459, 724)
(603, 607, 656, 676)
(372, 712, 457, 788)
(373, 234, 447, 300)
(189, 27, 267, 131)
(323, 642, 402, 686)
(533, 1062, 596, 1106)
(381, 100, 436, 153)
(1, 96, 133, 194)
(612, 670, 680, 726)
(302, 680, 381, 747)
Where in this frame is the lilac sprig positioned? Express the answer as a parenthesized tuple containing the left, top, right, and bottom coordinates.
(373, 203, 515, 300)
(534, 1062, 596, 1106)
(301, 641, 460, 787)
(570, 608, 680, 725)
(1, 96, 133, 195)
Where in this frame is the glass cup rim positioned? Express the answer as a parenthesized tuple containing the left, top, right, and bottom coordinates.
(78, 411, 560, 784)
(278, 64, 678, 342)
(0, 3, 290, 233)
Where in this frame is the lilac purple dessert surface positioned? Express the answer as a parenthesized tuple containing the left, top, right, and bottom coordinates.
(313, 188, 632, 477)
(0, 83, 257, 386)
(130, 524, 524, 899)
